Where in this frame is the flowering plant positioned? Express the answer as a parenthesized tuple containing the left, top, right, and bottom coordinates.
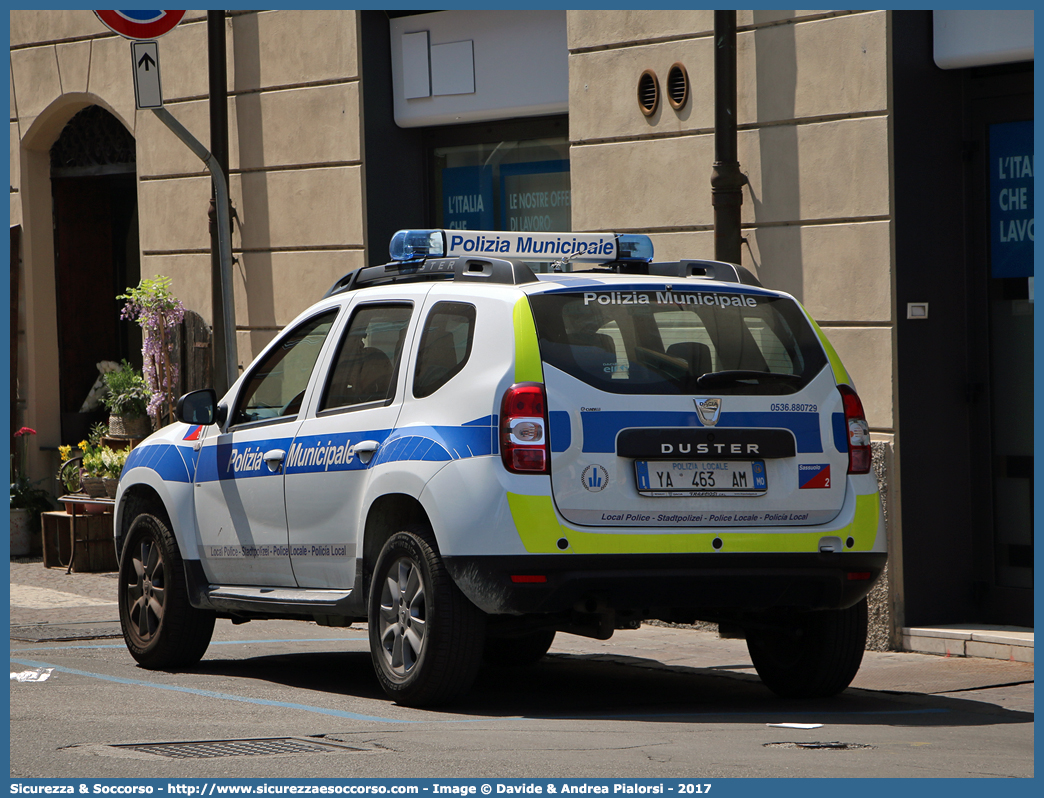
(82, 445, 128, 480)
(10, 427, 54, 530)
(118, 276, 185, 428)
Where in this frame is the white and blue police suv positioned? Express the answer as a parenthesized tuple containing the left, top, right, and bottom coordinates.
(114, 229, 885, 706)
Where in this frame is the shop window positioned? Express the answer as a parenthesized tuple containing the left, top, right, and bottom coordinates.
(433, 136, 570, 237)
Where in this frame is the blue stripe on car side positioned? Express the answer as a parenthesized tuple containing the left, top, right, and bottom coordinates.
(131, 420, 504, 485)
(549, 410, 571, 452)
(124, 443, 195, 483)
(832, 412, 848, 453)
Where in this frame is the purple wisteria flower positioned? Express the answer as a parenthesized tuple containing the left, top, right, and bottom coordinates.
(118, 276, 186, 427)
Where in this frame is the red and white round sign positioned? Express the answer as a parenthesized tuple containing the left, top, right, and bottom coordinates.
(94, 10, 186, 40)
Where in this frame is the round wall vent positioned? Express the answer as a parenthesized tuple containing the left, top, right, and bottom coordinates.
(637, 69, 659, 117)
(666, 62, 689, 110)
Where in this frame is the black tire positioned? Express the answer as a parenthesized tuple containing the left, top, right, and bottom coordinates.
(118, 513, 215, 669)
(745, 598, 868, 699)
(484, 629, 557, 666)
(368, 526, 485, 706)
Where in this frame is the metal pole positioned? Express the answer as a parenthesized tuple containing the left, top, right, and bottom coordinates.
(208, 10, 232, 395)
(151, 107, 238, 391)
(712, 10, 744, 265)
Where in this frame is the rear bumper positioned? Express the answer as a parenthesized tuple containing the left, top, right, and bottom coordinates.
(444, 551, 887, 617)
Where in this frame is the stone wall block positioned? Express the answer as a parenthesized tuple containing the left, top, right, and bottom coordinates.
(237, 167, 364, 251)
(235, 250, 366, 330)
(743, 11, 886, 125)
(137, 174, 218, 252)
(232, 10, 358, 92)
(568, 11, 713, 50)
(10, 45, 63, 124)
(748, 221, 892, 322)
(235, 84, 360, 171)
(739, 117, 890, 224)
(571, 136, 714, 232)
(10, 10, 107, 47)
(55, 40, 92, 95)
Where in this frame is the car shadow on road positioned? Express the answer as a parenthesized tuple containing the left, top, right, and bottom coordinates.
(185, 648, 1033, 729)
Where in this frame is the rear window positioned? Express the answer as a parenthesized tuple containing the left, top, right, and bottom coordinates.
(530, 288, 827, 395)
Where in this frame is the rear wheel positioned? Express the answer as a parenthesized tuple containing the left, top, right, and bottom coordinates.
(484, 629, 556, 666)
(746, 598, 868, 698)
(118, 512, 215, 668)
(368, 526, 485, 706)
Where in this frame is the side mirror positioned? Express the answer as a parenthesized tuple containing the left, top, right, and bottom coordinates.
(176, 389, 218, 425)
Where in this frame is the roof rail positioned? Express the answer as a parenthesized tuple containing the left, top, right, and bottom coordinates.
(649, 259, 762, 287)
(570, 259, 762, 287)
(323, 256, 538, 298)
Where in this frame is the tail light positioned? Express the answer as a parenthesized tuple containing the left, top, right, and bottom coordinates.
(500, 383, 549, 474)
(838, 384, 871, 474)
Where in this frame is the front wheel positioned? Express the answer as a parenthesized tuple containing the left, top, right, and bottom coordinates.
(368, 527, 485, 706)
(745, 598, 868, 699)
(118, 512, 215, 669)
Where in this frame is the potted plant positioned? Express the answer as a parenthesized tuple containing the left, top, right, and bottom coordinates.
(75, 423, 110, 500)
(102, 359, 151, 438)
(99, 446, 129, 498)
(10, 427, 54, 556)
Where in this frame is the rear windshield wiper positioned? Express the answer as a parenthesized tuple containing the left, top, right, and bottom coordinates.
(696, 370, 805, 389)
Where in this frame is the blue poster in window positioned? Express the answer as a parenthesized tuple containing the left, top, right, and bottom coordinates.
(441, 165, 493, 230)
(989, 120, 1034, 279)
(501, 159, 571, 232)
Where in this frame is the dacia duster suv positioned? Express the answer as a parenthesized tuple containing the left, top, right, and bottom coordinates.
(115, 229, 885, 706)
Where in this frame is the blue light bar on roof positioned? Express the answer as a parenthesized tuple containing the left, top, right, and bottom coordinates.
(389, 229, 445, 261)
(617, 234, 654, 262)
(388, 229, 655, 264)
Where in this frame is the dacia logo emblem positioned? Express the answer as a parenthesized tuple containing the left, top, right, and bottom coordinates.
(695, 397, 722, 427)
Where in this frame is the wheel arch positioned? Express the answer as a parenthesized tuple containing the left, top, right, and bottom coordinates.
(361, 493, 433, 601)
(115, 469, 197, 561)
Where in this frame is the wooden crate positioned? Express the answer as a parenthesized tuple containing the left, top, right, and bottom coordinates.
(41, 510, 119, 573)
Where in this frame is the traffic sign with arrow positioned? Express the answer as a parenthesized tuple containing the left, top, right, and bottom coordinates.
(131, 41, 162, 109)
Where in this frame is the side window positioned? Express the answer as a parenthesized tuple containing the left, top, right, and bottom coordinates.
(413, 302, 476, 398)
(321, 304, 413, 411)
(231, 310, 338, 427)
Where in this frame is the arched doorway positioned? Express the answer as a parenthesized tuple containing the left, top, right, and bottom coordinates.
(49, 105, 141, 444)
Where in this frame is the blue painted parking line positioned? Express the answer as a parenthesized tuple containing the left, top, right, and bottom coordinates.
(11, 652, 951, 723)
(9, 656, 425, 725)
(11, 637, 369, 653)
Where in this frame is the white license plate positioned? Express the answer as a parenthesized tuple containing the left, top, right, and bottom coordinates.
(635, 460, 767, 497)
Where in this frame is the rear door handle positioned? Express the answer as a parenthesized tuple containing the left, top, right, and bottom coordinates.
(352, 440, 379, 464)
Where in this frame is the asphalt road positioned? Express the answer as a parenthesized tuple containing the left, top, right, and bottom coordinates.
(9, 561, 1034, 781)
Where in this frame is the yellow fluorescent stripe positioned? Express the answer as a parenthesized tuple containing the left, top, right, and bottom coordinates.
(805, 313, 851, 387)
(507, 492, 881, 555)
(512, 297, 544, 383)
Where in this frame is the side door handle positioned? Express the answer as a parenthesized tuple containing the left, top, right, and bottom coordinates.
(352, 440, 380, 465)
(263, 448, 286, 473)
